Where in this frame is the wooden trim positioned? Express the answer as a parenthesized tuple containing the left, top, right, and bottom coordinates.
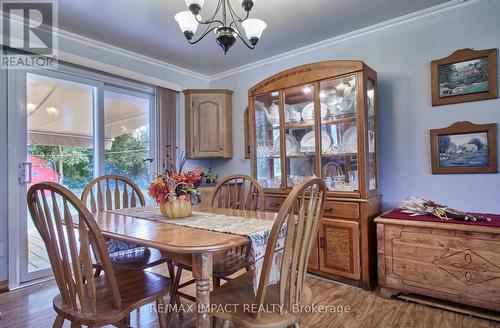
(431, 48, 498, 106)
(430, 121, 498, 174)
(0, 280, 8, 293)
(244, 107, 251, 159)
(374, 216, 500, 234)
(183, 89, 233, 95)
(249, 61, 365, 96)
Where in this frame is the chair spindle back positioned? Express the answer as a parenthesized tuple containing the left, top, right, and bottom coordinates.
(211, 175, 264, 211)
(27, 182, 121, 314)
(254, 177, 326, 316)
(81, 175, 145, 213)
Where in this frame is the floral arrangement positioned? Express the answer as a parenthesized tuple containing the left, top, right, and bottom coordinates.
(400, 196, 491, 223)
(148, 167, 204, 204)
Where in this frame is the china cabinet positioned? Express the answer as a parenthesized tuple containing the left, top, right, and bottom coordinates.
(184, 89, 233, 158)
(249, 61, 381, 289)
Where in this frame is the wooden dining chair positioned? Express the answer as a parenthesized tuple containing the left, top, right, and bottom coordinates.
(81, 175, 169, 274)
(27, 182, 170, 328)
(209, 177, 326, 328)
(168, 175, 265, 319)
(211, 174, 265, 211)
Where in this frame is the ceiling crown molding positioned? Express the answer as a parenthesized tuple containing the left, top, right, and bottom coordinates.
(1, 0, 489, 84)
(55, 28, 211, 82)
(0, 10, 210, 85)
(209, 0, 489, 81)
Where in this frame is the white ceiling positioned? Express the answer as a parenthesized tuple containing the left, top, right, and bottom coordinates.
(58, 0, 452, 75)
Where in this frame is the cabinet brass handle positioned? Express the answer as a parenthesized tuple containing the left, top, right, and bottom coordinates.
(324, 207, 333, 212)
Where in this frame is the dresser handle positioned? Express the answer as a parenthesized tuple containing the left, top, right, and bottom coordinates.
(319, 237, 325, 248)
(324, 207, 333, 212)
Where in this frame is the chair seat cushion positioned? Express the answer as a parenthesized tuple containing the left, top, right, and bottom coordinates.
(106, 239, 141, 254)
(109, 247, 167, 270)
(53, 268, 170, 326)
(210, 271, 312, 327)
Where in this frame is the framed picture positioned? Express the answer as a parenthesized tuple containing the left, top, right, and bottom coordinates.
(430, 121, 497, 174)
(431, 48, 498, 106)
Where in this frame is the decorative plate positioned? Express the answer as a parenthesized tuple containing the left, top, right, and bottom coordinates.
(301, 102, 329, 122)
(300, 130, 331, 153)
(341, 126, 357, 151)
(274, 134, 298, 156)
(341, 85, 356, 113)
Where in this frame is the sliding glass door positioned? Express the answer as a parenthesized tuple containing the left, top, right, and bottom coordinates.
(103, 87, 154, 198)
(9, 67, 155, 285)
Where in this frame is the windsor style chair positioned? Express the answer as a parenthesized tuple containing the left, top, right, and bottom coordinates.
(81, 175, 169, 274)
(210, 177, 326, 328)
(27, 182, 170, 327)
(168, 175, 265, 319)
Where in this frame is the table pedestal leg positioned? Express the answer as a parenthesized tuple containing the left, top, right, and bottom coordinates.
(192, 252, 213, 328)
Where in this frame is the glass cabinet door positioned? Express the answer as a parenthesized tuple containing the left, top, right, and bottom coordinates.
(283, 84, 316, 188)
(254, 92, 282, 188)
(319, 74, 359, 192)
(367, 78, 377, 191)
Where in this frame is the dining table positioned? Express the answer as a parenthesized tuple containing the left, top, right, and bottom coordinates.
(91, 206, 277, 328)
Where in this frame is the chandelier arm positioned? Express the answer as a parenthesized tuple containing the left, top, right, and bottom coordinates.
(232, 28, 256, 49)
(227, 0, 249, 24)
(196, 0, 224, 25)
(187, 25, 220, 45)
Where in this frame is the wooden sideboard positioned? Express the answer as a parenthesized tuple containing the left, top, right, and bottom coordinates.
(248, 61, 381, 290)
(376, 216, 500, 320)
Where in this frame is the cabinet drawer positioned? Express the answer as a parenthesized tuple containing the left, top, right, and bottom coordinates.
(264, 196, 285, 212)
(323, 201, 359, 219)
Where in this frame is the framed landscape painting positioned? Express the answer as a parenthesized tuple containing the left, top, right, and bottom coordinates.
(430, 121, 497, 174)
(431, 48, 498, 106)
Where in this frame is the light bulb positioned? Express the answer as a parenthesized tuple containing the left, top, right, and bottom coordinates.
(45, 106, 60, 118)
(27, 103, 36, 114)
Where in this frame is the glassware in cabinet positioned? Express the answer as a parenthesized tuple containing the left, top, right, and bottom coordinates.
(254, 92, 282, 188)
(283, 84, 316, 188)
(319, 74, 359, 192)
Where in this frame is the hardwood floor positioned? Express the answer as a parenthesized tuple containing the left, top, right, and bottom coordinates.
(0, 266, 497, 328)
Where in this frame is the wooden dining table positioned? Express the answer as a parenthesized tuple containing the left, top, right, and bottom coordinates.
(91, 206, 277, 328)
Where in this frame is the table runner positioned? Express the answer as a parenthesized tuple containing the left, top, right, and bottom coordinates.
(107, 205, 285, 294)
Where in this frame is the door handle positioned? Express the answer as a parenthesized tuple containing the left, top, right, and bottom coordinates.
(19, 162, 32, 185)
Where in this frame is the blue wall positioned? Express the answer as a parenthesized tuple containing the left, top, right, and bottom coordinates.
(210, 1, 500, 213)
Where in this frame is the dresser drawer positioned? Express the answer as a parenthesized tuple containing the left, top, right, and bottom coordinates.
(323, 201, 359, 219)
(264, 196, 285, 212)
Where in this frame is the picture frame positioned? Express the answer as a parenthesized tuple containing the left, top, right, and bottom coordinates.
(430, 121, 497, 174)
(431, 48, 498, 106)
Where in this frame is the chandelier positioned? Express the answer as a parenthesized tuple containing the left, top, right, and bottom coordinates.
(175, 0, 267, 54)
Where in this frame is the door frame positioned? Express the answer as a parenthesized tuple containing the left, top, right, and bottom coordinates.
(7, 68, 104, 287)
(7, 64, 156, 289)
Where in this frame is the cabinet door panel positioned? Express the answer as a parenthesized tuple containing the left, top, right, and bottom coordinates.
(319, 219, 360, 279)
(193, 95, 223, 156)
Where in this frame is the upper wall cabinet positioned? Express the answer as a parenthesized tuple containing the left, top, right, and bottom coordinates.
(184, 89, 233, 158)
